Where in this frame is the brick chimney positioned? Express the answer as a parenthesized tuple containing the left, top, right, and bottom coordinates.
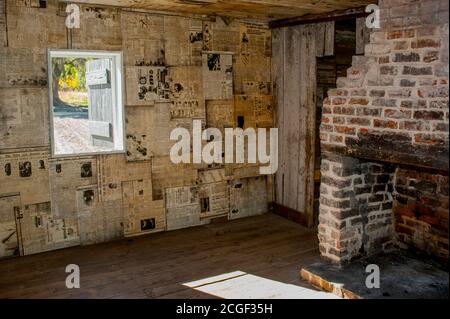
(318, 0, 449, 265)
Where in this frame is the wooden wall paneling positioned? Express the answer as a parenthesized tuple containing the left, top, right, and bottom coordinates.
(272, 23, 318, 226)
(297, 25, 307, 216)
(301, 25, 317, 227)
(282, 25, 301, 211)
(315, 23, 325, 57)
(324, 21, 335, 56)
(272, 26, 284, 208)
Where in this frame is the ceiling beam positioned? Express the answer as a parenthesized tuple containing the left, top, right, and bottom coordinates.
(269, 6, 368, 29)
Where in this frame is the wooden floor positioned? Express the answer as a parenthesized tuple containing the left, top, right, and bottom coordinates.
(0, 213, 334, 299)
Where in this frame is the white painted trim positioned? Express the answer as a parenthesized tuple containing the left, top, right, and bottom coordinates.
(47, 49, 126, 158)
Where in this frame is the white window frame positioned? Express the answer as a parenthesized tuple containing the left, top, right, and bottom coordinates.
(47, 49, 126, 158)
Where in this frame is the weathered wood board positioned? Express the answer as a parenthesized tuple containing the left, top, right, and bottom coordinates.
(272, 24, 317, 226)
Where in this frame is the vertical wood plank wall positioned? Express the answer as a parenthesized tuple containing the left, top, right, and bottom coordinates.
(272, 25, 317, 227)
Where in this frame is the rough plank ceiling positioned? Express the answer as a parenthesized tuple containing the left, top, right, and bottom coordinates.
(63, 0, 374, 21)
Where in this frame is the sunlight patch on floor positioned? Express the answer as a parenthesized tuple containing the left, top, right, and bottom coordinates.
(183, 271, 341, 299)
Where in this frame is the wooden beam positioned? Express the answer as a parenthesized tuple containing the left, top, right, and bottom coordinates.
(269, 6, 368, 29)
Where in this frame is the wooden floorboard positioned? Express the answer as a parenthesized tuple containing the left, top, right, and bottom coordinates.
(0, 213, 330, 299)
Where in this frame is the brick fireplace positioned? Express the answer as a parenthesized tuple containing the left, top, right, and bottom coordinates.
(318, 0, 449, 265)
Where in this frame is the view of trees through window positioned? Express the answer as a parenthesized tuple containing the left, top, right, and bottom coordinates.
(52, 57, 89, 117)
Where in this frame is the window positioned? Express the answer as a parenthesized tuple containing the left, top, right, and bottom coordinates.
(48, 50, 125, 157)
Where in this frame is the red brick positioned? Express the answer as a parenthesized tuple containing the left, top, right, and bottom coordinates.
(404, 29, 415, 38)
(332, 97, 347, 105)
(374, 119, 398, 129)
(335, 126, 356, 135)
(384, 109, 412, 119)
(428, 86, 449, 98)
(429, 101, 448, 109)
(321, 116, 331, 123)
(399, 121, 430, 131)
(330, 135, 343, 143)
(417, 89, 426, 98)
(328, 89, 348, 97)
(333, 106, 355, 115)
(389, 89, 411, 98)
(433, 122, 449, 132)
(393, 41, 409, 50)
(347, 117, 371, 126)
(380, 65, 398, 75)
(348, 67, 361, 76)
(395, 223, 415, 236)
(369, 90, 386, 97)
(419, 215, 440, 226)
(379, 56, 390, 64)
(348, 98, 369, 105)
(323, 106, 332, 114)
(350, 89, 367, 96)
(342, 107, 355, 115)
(372, 98, 397, 107)
(423, 51, 439, 63)
(413, 110, 444, 120)
(357, 107, 381, 117)
(321, 124, 334, 132)
(387, 30, 403, 39)
(403, 66, 433, 75)
(320, 133, 329, 141)
(414, 133, 446, 145)
(433, 79, 448, 85)
(419, 196, 438, 207)
(411, 39, 441, 49)
(394, 52, 420, 62)
(333, 117, 345, 124)
(394, 203, 416, 218)
(400, 100, 427, 108)
(359, 128, 369, 134)
(400, 79, 416, 87)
